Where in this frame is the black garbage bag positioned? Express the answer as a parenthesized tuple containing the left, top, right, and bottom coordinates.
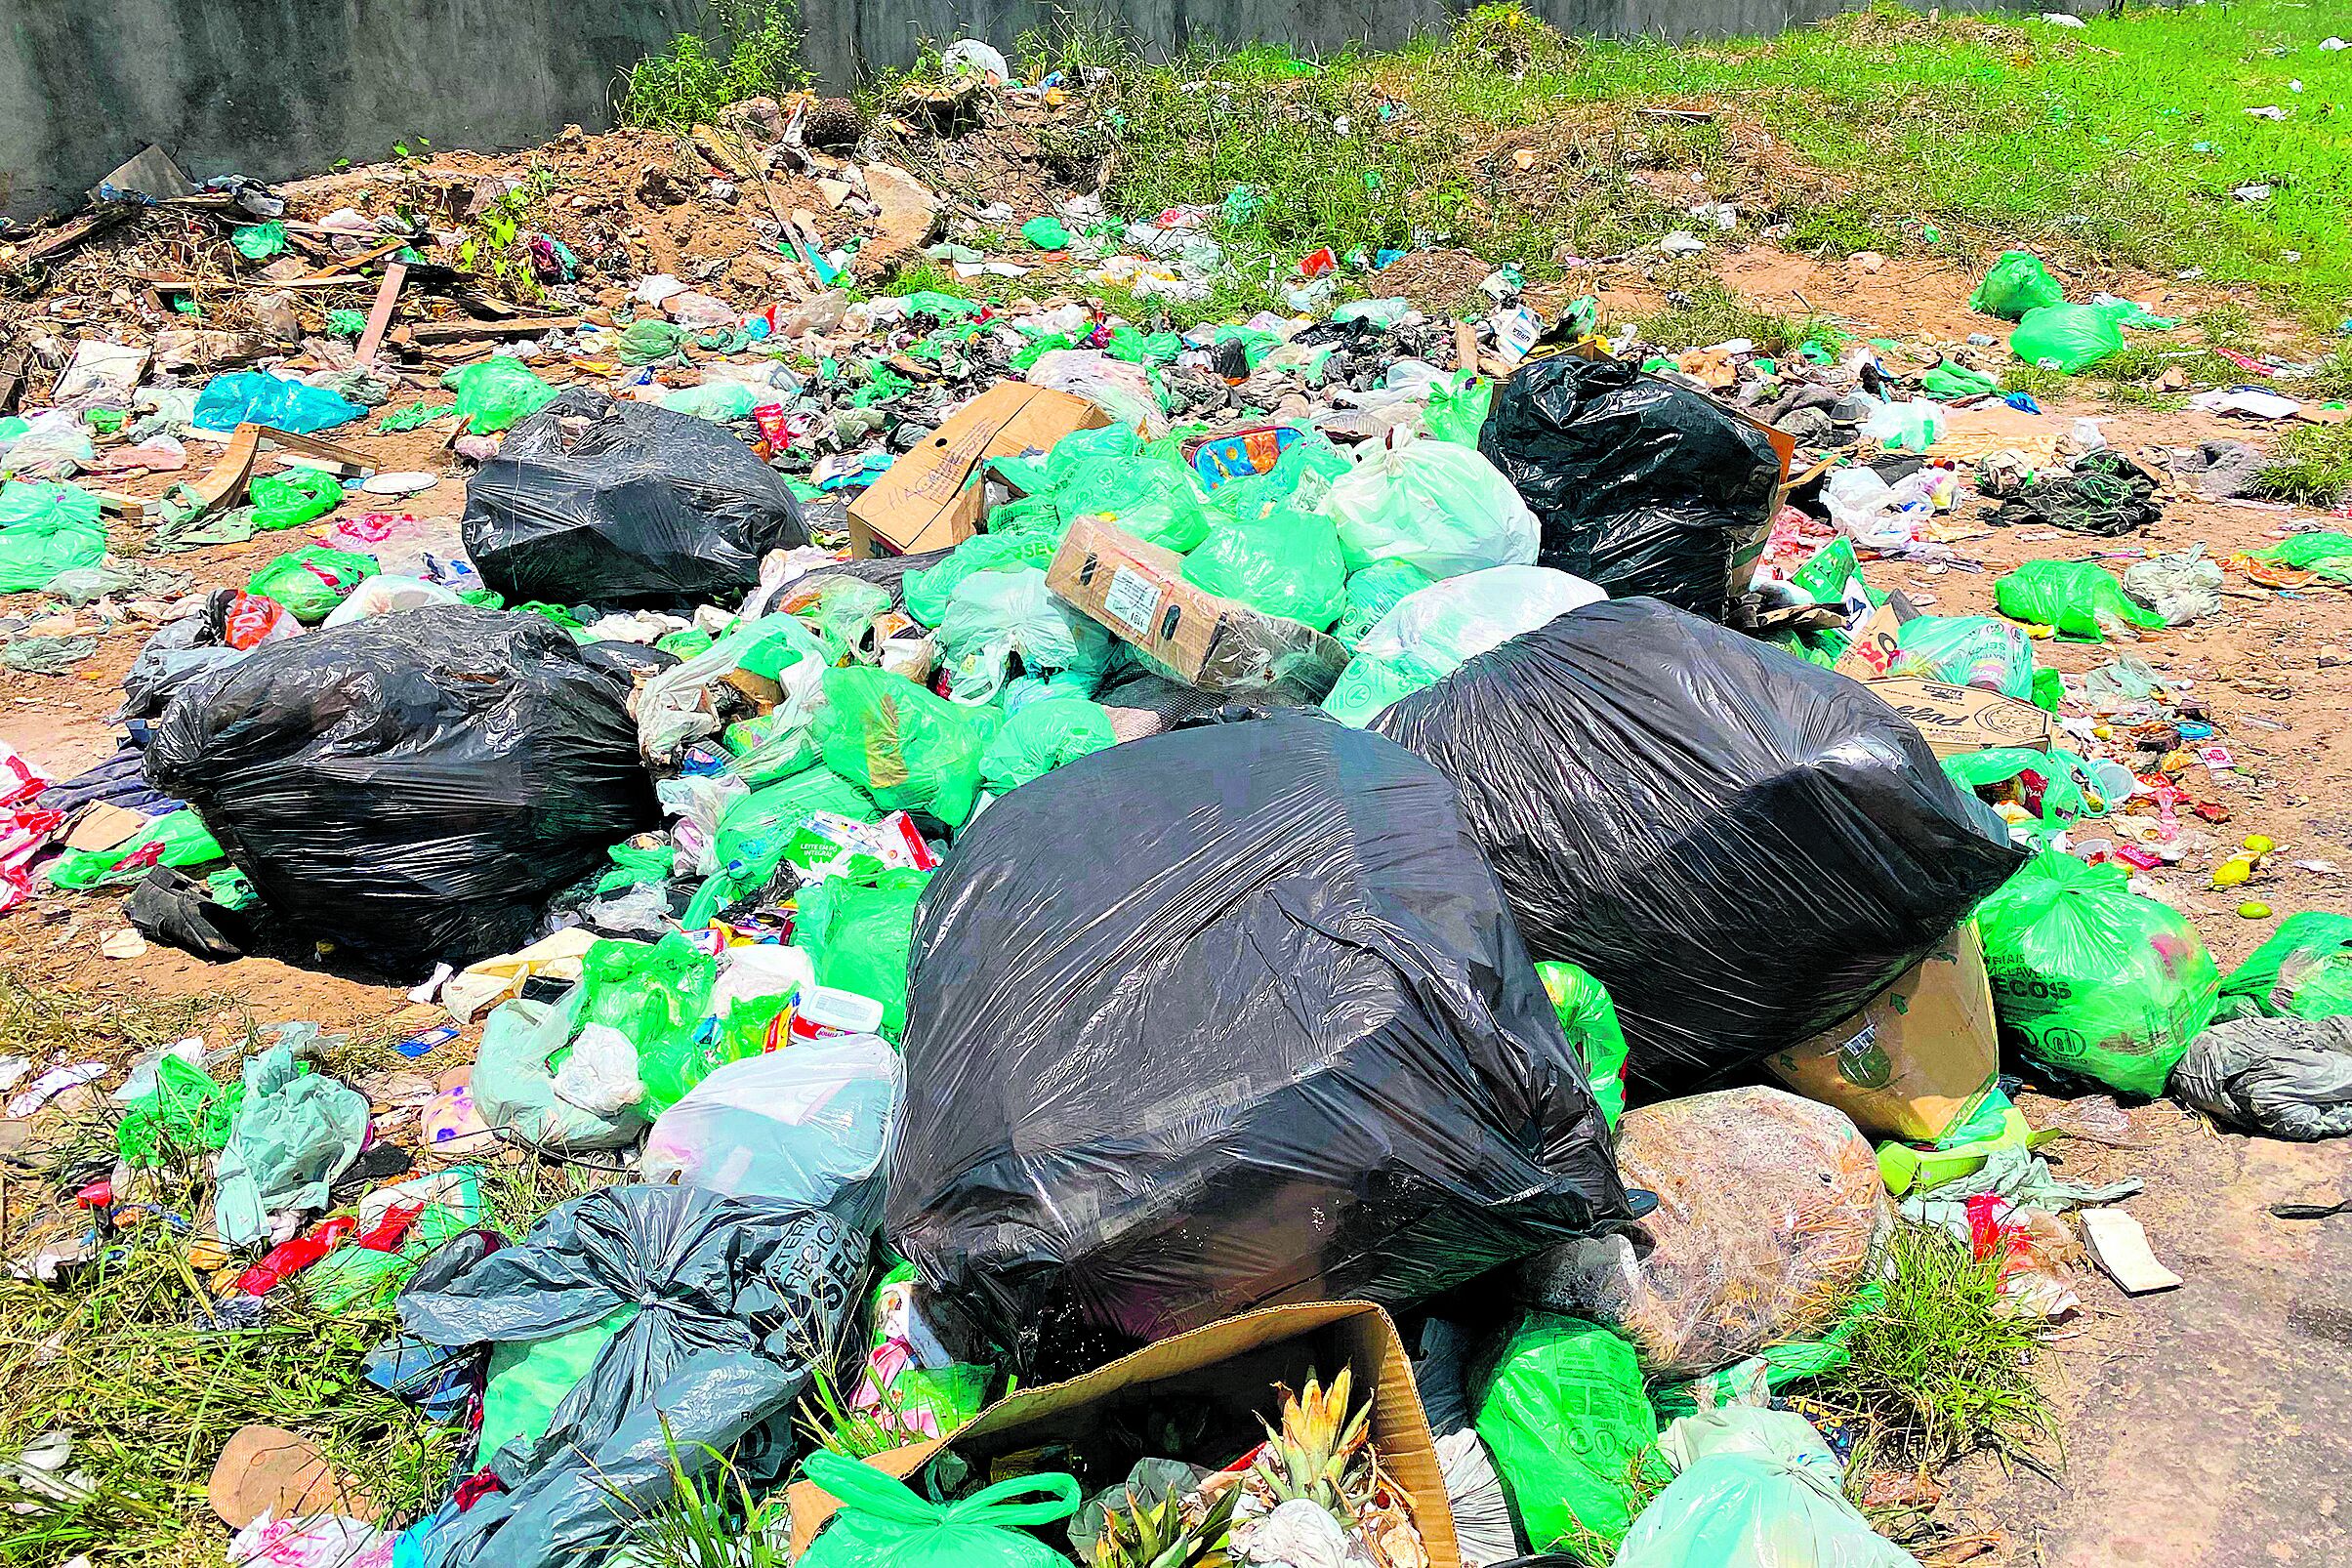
(1374, 598, 2024, 1090)
(461, 388, 805, 610)
(397, 1182, 863, 1473)
(1479, 354, 1782, 620)
(2173, 1015, 2352, 1140)
(144, 605, 659, 973)
(888, 711, 1634, 1365)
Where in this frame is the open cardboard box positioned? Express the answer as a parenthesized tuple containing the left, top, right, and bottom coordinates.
(785, 1300, 1460, 1565)
(1833, 596, 2055, 757)
(1048, 514, 1349, 701)
(846, 382, 1110, 557)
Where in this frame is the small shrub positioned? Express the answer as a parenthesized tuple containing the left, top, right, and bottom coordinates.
(620, 0, 812, 130)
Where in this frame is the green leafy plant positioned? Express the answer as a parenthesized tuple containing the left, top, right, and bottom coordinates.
(620, 0, 813, 130)
(457, 165, 559, 302)
(2254, 421, 2352, 506)
(606, 1417, 790, 1568)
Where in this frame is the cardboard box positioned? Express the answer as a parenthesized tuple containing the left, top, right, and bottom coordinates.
(1869, 677, 2054, 757)
(1048, 514, 1349, 700)
(1767, 922, 2001, 1144)
(786, 1300, 1459, 1564)
(846, 382, 1109, 558)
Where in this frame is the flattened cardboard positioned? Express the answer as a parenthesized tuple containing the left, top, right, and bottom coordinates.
(1048, 514, 1348, 700)
(846, 382, 1108, 557)
(785, 1300, 1458, 1566)
(1768, 921, 2001, 1143)
(1870, 677, 2053, 757)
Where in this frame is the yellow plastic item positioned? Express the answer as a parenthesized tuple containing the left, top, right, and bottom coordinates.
(2245, 834, 2276, 853)
(2212, 856, 2254, 889)
(2240, 901, 2274, 920)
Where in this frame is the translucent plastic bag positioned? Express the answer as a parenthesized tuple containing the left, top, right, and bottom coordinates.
(799, 1451, 1081, 1568)
(2009, 303, 2126, 373)
(2219, 911, 2352, 1020)
(1519, 1088, 1888, 1378)
(1025, 349, 1165, 436)
(441, 357, 558, 434)
(1320, 433, 1539, 580)
(0, 411, 97, 478)
(1974, 849, 2220, 1094)
(214, 1042, 369, 1246)
(247, 546, 378, 622)
(640, 1035, 899, 1219)
(934, 566, 1113, 702)
(0, 481, 106, 592)
(980, 696, 1116, 794)
(1968, 251, 2065, 320)
(1474, 1313, 1659, 1551)
(1424, 370, 1494, 446)
(2123, 548, 2223, 626)
(637, 613, 827, 764)
(190, 372, 365, 435)
(319, 573, 463, 628)
(473, 992, 645, 1149)
(1333, 560, 1435, 649)
(1887, 614, 2036, 699)
(1181, 507, 1347, 630)
(1325, 564, 1605, 724)
(793, 867, 932, 1039)
(577, 934, 722, 1113)
(1996, 558, 2166, 640)
(1617, 1408, 1915, 1568)
(903, 534, 1058, 628)
(814, 668, 1000, 827)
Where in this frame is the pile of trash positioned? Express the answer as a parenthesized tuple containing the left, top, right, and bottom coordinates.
(5, 66, 2347, 1568)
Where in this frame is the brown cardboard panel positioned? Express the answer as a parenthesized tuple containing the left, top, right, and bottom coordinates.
(786, 1300, 1458, 1566)
(846, 382, 1109, 557)
(1768, 921, 2001, 1143)
(1869, 677, 2054, 756)
(1047, 514, 1347, 700)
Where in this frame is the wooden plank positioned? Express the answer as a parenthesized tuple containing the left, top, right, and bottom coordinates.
(140, 273, 369, 292)
(300, 236, 407, 280)
(5, 208, 126, 268)
(352, 261, 407, 365)
(400, 314, 579, 345)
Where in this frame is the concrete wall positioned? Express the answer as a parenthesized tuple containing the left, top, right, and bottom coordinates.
(3, 0, 2080, 221)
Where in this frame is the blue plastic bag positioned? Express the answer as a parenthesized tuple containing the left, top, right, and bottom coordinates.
(191, 372, 365, 434)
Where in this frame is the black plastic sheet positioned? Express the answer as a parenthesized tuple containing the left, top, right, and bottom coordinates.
(144, 605, 659, 973)
(1479, 355, 1782, 620)
(887, 712, 1633, 1366)
(1374, 598, 2024, 1090)
(462, 388, 805, 610)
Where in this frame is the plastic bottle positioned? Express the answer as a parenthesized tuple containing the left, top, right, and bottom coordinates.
(788, 984, 887, 1045)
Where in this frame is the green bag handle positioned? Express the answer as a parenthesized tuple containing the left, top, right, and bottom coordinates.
(802, 1450, 1080, 1529)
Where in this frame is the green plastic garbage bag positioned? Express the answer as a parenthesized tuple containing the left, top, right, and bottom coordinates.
(1616, 1407, 1916, 1568)
(687, 764, 879, 926)
(578, 933, 722, 1113)
(1942, 746, 2095, 842)
(935, 566, 1112, 702)
(2249, 531, 2352, 581)
(2219, 912, 2352, 1020)
(477, 1307, 638, 1469)
(814, 667, 1000, 828)
(1320, 434, 1538, 580)
(1182, 507, 1347, 630)
(1538, 961, 1628, 1130)
(1021, 215, 1071, 251)
(248, 546, 378, 622)
(0, 482, 105, 593)
(1056, 450, 1212, 553)
(43, 807, 224, 888)
(1321, 652, 1429, 727)
(793, 575, 895, 664)
(1920, 359, 2001, 399)
(1888, 614, 2036, 699)
(1424, 369, 1494, 446)
(903, 533, 1059, 627)
(396, 1182, 865, 1473)
(248, 469, 344, 531)
(116, 1054, 241, 1166)
(799, 1450, 1081, 1568)
(304, 1167, 488, 1311)
(214, 1042, 370, 1248)
(617, 318, 687, 365)
(1967, 251, 2065, 320)
(980, 696, 1116, 794)
(2009, 303, 2125, 373)
(1474, 1313, 1660, 1552)
(1995, 558, 2165, 640)
(1334, 560, 1436, 650)
(230, 221, 289, 260)
(440, 357, 557, 434)
(660, 380, 760, 423)
(1974, 849, 2220, 1095)
(1203, 426, 1352, 522)
(793, 867, 933, 1039)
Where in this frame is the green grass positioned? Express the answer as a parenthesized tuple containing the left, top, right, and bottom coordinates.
(1810, 1224, 2054, 1471)
(1044, 1, 2352, 331)
(1636, 276, 1828, 356)
(618, 0, 811, 129)
(2253, 420, 2352, 504)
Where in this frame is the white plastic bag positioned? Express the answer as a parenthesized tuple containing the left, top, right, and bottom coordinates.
(319, 574, 464, 628)
(1358, 564, 1605, 672)
(1025, 350, 1166, 436)
(640, 1035, 900, 1221)
(1321, 433, 1539, 580)
(634, 612, 827, 763)
(552, 1022, 645, 1118)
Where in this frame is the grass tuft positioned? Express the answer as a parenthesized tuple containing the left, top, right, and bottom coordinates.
(2253, 421, 2352, 506)
(1635, 276, 1825, 356)
(1810, 1224, 2053, 1470)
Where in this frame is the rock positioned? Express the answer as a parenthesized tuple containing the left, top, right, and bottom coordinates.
(636, 164, 694, 208)
(855, 164, 942, 279)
